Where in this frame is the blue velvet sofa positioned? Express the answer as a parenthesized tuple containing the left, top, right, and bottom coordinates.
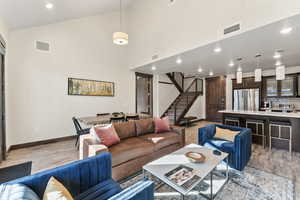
(3, 152, 154, 200)
(199, 124, 252, 171)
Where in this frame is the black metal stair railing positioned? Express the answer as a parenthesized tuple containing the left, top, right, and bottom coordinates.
(166, 72, 184, 93)
(171, 78, 203, 124)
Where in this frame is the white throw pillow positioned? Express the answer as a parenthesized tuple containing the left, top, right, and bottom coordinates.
(0, 184, 39, 200)
(90, 124, 109, 143)
(90, 126, 101, 143)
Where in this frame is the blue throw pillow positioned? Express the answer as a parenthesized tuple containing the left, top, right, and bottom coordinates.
(0, 183, 40, 200)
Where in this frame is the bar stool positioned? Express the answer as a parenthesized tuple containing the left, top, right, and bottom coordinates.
(269, 121, 292, 154)
(246, 119, 265, 148)
(224, 117, 240, 127)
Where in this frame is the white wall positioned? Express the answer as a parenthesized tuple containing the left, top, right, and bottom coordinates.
(158, 74, 179, 116)
(127, 0, 300, 68)
(0, 17, 8, 43)
(184, 78, 206, 119)
(6, 13, 135, 147)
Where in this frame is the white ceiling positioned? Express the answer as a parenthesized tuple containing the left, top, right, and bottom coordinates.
(0, 0, 132, 29)
(136, 14, 300, 77)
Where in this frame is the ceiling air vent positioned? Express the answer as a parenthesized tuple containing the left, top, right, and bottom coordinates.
(35, 41, 50, 52)
(224, 24, 240, 35)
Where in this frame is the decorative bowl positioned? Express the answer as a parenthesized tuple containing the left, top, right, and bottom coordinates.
(185, 151, 206, 163)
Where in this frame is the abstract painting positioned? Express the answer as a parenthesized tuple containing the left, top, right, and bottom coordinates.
(68, 78, 114, 96)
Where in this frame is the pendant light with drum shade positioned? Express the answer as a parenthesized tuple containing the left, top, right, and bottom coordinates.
(276, 65, 286, 80)
(113, 0, 128, 45)
(236, 58, 243, 84)
(254, 54, 262, 82)
(274, 50, 285, 80)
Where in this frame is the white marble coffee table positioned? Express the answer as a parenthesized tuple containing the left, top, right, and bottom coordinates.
(143, 144, 229, 199)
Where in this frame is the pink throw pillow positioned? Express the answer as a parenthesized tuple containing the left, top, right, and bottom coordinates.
(94, 125, 120, 147)
(154, 117, 171, 133)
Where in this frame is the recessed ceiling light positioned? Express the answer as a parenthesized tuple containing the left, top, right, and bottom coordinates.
(214, 47, 222, 53)
(237, 66, 242, 72)
(198, 68, 203, 73)
(209, 71, 214, 76)
(280, 27, 293, 35)
(45, 3, 54, 9)
(151, 65, 156, 71)
(275, 60, 282, 66)
(229, 61, 234, 67)
(176, 57, 182, 65)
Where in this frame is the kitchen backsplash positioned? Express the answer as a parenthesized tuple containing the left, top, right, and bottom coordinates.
(266, 98, 300, 110)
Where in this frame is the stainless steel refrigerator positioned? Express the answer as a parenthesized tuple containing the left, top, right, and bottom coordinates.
(233, 89, 259, 111)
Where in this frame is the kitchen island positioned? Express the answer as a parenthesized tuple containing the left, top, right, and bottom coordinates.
(219, 110, 300, 152)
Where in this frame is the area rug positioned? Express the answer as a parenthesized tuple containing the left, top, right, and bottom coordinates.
(120, 167, 294, 200)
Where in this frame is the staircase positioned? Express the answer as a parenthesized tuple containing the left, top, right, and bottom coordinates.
(166, 72, 184, 93)
(162, 74, 203, 125)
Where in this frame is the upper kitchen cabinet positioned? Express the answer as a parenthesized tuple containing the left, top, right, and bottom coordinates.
(232, 77, 261, 89)
(280, 75, 297, 97)
(265, 77, 278, 97)
(262, 75, 298, 98)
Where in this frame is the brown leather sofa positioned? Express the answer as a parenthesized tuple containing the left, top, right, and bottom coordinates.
(80, 118, 185, 181)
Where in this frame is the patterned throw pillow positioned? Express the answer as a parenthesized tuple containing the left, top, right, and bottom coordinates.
(43, 177, 73, 200)
(214, 127, 240, 142)
(0, 183, 40, 200)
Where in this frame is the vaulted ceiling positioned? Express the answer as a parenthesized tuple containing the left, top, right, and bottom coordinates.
(0, 0, 132, 29)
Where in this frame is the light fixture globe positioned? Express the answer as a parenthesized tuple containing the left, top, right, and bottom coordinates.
(113, 32, 128, 45)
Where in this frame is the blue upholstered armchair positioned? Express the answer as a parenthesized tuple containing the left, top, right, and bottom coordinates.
(199, 124, 252, 171)
(3, 152, 154, 200)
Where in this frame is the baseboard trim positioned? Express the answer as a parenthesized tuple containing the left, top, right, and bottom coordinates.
(7, 135, 76, 152)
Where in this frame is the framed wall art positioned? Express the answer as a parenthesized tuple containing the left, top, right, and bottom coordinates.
(68, 78, 114, 97)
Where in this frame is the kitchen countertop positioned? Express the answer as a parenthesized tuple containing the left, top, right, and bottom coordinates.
(219, 110, 300, 118)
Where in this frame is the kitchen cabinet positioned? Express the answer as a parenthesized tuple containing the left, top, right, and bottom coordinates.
(280, 75, 297, 97)
(265, 77, 278, 97)
(232, 77, 261, 89)
(262, 75, 298, 98)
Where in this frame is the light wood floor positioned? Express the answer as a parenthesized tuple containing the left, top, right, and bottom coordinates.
(0, 121, 299, 198)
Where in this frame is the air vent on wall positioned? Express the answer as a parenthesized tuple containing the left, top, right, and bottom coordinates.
(35, 41, 50, 51)
(224, 24, 240, 35)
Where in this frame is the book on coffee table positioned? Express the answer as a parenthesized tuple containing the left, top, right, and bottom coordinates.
(164, 165, 201, 190)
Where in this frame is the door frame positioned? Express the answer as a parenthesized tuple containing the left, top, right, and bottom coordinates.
(0, 34, 6, 161)
(135, 72, 153, 116)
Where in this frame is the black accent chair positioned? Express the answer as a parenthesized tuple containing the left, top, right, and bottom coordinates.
(97, 113, 110, 116)
(110, 116, 125, 123)
(112, 112, 124, 116)
(0, 161, 32, 184)
(126, 115, 139, 121)
(72, 117, 90, 149)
